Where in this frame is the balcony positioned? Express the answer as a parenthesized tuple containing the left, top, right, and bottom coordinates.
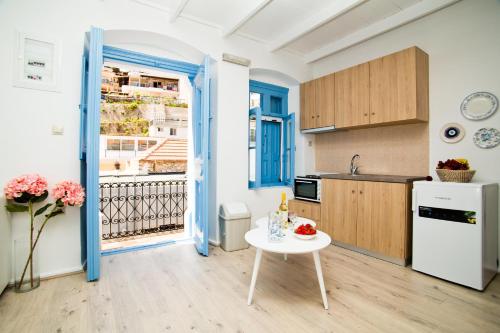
(99, 174, 188, 242)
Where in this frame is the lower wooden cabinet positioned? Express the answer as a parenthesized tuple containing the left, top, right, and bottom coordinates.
(288, 199, 321, 227)
(321, 179, 412, 263)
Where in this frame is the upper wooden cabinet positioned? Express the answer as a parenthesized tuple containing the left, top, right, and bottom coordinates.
(300, 46, 429, 131)
(300, 80, 316, 130)
(369, 46, 429, 125)
(334, 63, 370, 128)
(300, 74, 334, 130)
(315, 74, 335, 128)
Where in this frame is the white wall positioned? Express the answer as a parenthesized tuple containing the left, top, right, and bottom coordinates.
(213, 63, 298, 244)
(311, 0, 500, 267)
(0, 0, 311, 279)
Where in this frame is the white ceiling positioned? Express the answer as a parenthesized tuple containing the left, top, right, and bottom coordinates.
(133, 0, 460, 63)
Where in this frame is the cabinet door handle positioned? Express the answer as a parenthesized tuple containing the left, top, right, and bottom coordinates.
(351, 190, 356, 194)
(371, 112, 375, 116)
(317, 114, 320, 118)
(359, 190, 363, 194)
(364, 113, 368, 116)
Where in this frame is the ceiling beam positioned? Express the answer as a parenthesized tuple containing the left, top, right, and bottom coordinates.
(304, 0, 460, 63)
(222, 0, 273, 37)
(269, 0, 366, 52)
(170, 0, 190, 23)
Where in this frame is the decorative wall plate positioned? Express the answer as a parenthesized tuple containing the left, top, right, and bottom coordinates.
(473, 128, 500, 149)
(440, 123, 465, 143)
(460, 92, 498, 120)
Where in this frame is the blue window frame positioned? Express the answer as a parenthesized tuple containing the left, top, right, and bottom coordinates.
(248, 80, 295, 189)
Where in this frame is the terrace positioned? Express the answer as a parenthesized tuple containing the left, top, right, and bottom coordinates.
(99, 174, 188, 249)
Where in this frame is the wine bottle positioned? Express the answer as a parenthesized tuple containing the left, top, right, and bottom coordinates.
(278, 191, 288, 228)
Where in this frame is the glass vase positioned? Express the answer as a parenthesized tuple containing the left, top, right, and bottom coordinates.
(268, 211, 284, 242)
(14, 238, 40, 293)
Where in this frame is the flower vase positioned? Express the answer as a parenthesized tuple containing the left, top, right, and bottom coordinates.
(14, 238, 40, 293)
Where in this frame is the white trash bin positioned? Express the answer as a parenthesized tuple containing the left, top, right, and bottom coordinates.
(219, 202, 251, 251)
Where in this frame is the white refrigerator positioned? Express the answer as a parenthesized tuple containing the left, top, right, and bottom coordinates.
(412, 181, 498, 290)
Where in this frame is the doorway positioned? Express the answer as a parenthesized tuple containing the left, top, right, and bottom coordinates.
(80, 27, 211, 281)
(98, 61, 193, 252)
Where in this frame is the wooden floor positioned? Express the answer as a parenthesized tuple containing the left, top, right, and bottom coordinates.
(1, 244, 499, 333)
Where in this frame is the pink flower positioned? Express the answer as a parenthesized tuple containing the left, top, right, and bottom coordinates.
(51, 181, 85, 207)
(4, 174, 48, 200)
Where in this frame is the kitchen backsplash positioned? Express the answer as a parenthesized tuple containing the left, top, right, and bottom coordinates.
(315, 123, 429, 176)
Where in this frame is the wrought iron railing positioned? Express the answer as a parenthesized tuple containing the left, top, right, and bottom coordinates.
(99, 176, 187, 240)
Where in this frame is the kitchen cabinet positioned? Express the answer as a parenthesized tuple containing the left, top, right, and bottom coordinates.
(300, 46, 428, 131)
(321, 179, 357, 245)
(321, 179, 411, 263)
(315, 74, 335, 128)
(334, 63, 370, 128)
(288, 199, 321, 228)
(300, 74, 334, 130)
(369, 46, 428, 125)
(300, 80, 316, 130)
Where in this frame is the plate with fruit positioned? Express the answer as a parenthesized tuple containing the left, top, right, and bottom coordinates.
(293, 221, 317, 240)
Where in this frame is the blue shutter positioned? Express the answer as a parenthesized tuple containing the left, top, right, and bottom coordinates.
(283, 113, 295, 186)
(249, 107, 262, 188)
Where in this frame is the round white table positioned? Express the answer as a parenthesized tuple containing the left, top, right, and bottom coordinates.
(245, 217, 331, 310)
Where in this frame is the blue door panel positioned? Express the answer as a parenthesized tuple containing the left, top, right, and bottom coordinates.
(261, 121, 281, 184)
(192, 56, 210, 256)
(80, 26, 103, 282)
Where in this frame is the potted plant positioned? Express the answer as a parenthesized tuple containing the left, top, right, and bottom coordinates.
(4, 175, 85, 292)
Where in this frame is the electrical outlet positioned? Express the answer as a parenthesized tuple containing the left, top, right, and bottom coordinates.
(51, 125, 64, 135)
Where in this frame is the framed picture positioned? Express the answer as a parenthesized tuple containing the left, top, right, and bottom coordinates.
(13, 31, 61, 92)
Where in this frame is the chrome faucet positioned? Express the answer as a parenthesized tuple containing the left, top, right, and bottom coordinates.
(350, 154, 360, 175)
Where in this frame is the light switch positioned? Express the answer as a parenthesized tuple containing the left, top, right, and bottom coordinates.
(52, 125, 64, 135)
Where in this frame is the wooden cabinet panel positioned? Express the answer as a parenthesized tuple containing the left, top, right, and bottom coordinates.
(315, 74, 335, 128)
(300, 81, 316, 130)
(334, 63, 370, 128)
(366, 182, 408, 259)
(321, 179, 357, 245)
(322, 179, 412, 263)
(369, 47, 428, 125)
(289, 199, 320, 220)
(356, 181, 373, 251)
(289, 199, 321, 228)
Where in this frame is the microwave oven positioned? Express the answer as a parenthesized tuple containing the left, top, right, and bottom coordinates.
(294, 176, 321, 202)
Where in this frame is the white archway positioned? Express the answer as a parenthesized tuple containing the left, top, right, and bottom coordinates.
(104, 29, 205, 65)
(249, 67, 300, 87)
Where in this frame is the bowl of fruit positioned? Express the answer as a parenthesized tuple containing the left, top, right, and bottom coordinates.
(436, 159, 475, 183)
(293, 221, 317, 240)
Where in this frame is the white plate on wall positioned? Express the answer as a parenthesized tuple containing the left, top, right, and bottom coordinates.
(473, 128, 500, 149)
(461, 92, 498, 120)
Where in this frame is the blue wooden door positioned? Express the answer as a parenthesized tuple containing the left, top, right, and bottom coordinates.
(80, 27, 103, 281)
(192, 56, 210, 256)
(261, 121, 281, 184)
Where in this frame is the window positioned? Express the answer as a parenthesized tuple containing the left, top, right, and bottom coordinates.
(248, 80, 295, 189)
(121, 139, 135, 151)
(138, 140, 148, 151)
(170, 128, 177, 136)
(107, 139, 120, 151)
